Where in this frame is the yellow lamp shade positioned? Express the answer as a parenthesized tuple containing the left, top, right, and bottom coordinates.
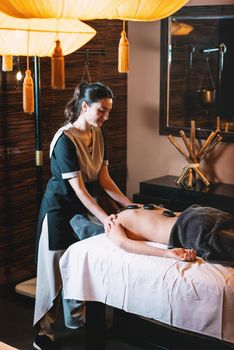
(0, 12, 96, 57)
(113, 0, 189, 21)
(0, 0, 124, 19)
(0, 0, 189, 21)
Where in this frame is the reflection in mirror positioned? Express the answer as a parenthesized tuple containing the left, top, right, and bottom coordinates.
(160, 5, 234, 142)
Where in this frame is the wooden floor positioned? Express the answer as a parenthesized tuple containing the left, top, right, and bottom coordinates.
(2, 293, 233, 350)
(0, 294, 143, 350)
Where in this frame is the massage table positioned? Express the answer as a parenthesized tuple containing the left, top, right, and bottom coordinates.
(60, 234, 234, 349)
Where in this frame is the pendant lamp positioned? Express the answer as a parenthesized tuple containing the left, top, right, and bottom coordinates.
(0, 0, 189, 21)
(0, 0, 125, 19)
(0, 11, 96, 111)
(0, 0, 189, 74)
(0, 12, 96, 57)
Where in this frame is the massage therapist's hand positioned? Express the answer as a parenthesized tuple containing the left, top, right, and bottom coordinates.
(167, 248, 197, 262)
(103, 214, 117, 233)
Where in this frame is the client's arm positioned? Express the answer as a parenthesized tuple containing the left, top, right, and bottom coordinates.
(107, 223, 196, 262)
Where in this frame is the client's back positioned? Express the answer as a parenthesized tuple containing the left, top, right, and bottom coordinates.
(115, 206, 179, 245)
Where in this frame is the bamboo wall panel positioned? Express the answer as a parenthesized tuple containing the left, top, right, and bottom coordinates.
(0, 19, 127, 295)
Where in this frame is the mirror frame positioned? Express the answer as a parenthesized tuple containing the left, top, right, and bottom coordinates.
(159, 5, 234, 143)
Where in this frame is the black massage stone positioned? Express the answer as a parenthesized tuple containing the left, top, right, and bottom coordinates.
(126, 204, 140, 209)
(163, 209, 176, 217)
(143, 204, 156, 210)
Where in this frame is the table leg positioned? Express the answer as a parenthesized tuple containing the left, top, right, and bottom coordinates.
(86, 301, 106, 350)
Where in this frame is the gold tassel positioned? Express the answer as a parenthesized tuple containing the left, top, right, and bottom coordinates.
(23, 67, 34, 114)
(118, 21, 129, 73)
(51, 40, 65, 89)
(2, 55, 13, 72)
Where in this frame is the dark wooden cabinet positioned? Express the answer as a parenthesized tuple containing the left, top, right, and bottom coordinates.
(133, 175, 234, 214)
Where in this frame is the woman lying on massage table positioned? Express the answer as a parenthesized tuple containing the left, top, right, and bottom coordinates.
(106, 204, 234, 264)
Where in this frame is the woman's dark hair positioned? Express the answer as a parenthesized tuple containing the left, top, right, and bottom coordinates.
(64, 82, 113, 124)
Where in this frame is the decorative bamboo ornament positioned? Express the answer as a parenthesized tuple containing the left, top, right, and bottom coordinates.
(225, 123, 229, 132)
(168, 120, 223, 189)
(216, 116, 221, 131)
(2, 55, 13, 71)
(118, 20, 129, 73)
(51, 40, 65, 89)
(23, 57, 34, 114)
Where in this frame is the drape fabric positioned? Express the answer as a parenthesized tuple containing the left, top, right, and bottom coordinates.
(0, 12, 96, 57)
(0, 0, 189, 21)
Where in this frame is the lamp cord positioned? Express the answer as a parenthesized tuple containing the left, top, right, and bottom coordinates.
(198, 55, 215, 90)
(81, 52, 91, 82)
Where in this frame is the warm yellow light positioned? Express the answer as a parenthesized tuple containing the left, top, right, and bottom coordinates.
(171, 21, 194, 36)
(0, 0, 189, 21)
(114, 0, 189, 21)
(16, 70, 23, 80)
(0, 0, 124, 19)
(0, 12, 96, 57)
(0, 11, 96, 113)
(2, 54, 13, 71)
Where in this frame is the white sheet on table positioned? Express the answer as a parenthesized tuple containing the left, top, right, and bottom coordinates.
(60, 234, 234, 344)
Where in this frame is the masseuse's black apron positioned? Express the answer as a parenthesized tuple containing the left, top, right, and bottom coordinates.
(35, 124, 106, 259)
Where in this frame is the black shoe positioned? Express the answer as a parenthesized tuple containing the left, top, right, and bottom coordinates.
(33, 335, 58, 350)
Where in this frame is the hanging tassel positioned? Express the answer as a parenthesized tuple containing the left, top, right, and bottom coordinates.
(23, 57, 34, 114)
(2, 55, 13, 72)
(51, 40, 65, 89)
(118, 21, 129, 73)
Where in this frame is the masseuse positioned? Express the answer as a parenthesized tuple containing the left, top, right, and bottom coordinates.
(33, 82, 132, 350)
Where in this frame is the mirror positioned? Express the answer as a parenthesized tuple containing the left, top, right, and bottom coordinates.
(159, 5, 234, 142)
